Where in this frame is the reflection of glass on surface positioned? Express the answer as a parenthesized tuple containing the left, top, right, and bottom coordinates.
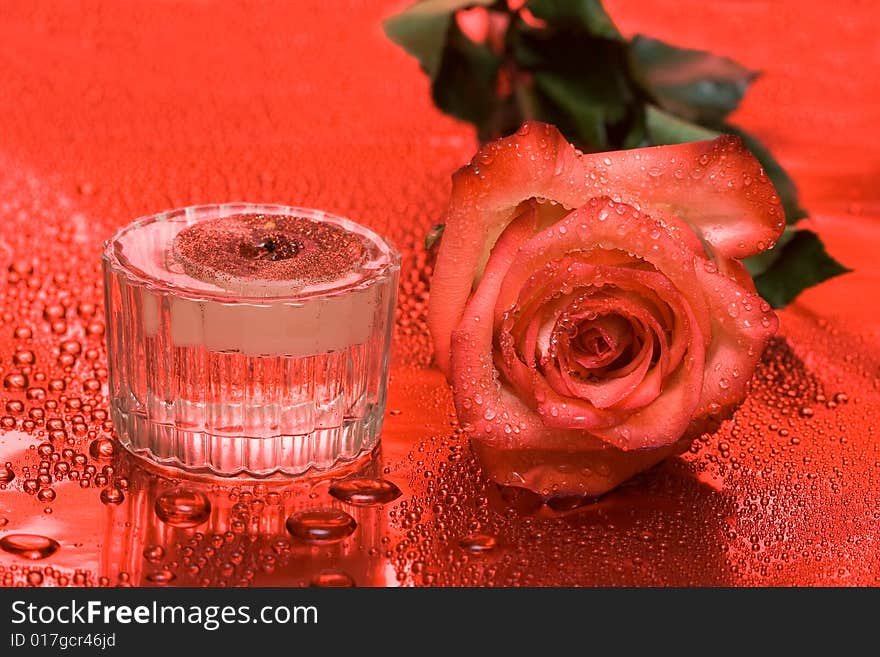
(101, 451, 396, 587)
(102, 203, 400, 477)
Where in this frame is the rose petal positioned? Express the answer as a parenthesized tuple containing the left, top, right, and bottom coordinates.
(495, 198, 713, 349)
(692, 265, 778, 415)
(565, 314, 632, 370)
(496, 261, 690, 416)
(450, 204, 547, 442)
(428, 122, 783, 374)
(552, 314, 655, 409)
(472, 436, 689, 498)
(495, 202, 698, 376)
(510, 277, 707, 450)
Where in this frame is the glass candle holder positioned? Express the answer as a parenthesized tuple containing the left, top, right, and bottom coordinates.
(102, 203, 399, 477)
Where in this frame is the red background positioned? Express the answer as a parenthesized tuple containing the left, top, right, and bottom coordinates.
(0, 1, 878, 586)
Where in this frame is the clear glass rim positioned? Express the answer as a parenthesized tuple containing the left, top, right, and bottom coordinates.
(102, 202, 401, 304)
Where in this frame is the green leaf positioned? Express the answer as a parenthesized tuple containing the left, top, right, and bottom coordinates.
(383, 0, 850, 306)
(719, 125, 807, 224)
(751, 229, 850, 308)
(533, 72, 610, 146)
(514, 29, 635, 149)
(629, 35, 757, 124)
(432, 20, 501, 133)
(645, 104, 720, 144)
(527, 0, 621, 40)
(384, 0, 494, 79)
(621, 107, 648, 149)
(744, 226, 795, 278)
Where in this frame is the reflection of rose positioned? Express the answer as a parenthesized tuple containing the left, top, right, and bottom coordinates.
(428, 122, 783, 497)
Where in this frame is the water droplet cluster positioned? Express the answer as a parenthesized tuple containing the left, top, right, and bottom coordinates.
(378, 333, 877, 586)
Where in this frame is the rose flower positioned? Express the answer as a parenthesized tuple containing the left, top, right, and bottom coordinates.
(428, 122, 784, 498)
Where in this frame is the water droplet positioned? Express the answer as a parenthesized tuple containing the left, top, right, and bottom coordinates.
(37, 488, 56, 503)
(0, 534, 60, 560)
(0, 465, 14, 484)
(89, 438, 116, 459)
(143, 544, 165, 563)
(154, 488, 212, 528)
(12, 350, 35, 366)
(458, 533, 499, 553)
(27, 571, 44, 586)
(43, 304, 65, 322)
(100, 487, 125, 505)
(146, 568, 176, 584)
(310, 570, 356, 587)
(285, 509, 357, 543)
(328, 478, 402, 506)
(3, 373, 28, 390)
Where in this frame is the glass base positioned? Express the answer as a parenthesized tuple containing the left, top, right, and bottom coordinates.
(111, 404, 382, 477)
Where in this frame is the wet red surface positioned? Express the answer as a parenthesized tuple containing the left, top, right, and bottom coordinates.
(1, 1, 878, 586)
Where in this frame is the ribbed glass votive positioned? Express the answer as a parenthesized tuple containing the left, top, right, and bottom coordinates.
(102, 203, 399, 477)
